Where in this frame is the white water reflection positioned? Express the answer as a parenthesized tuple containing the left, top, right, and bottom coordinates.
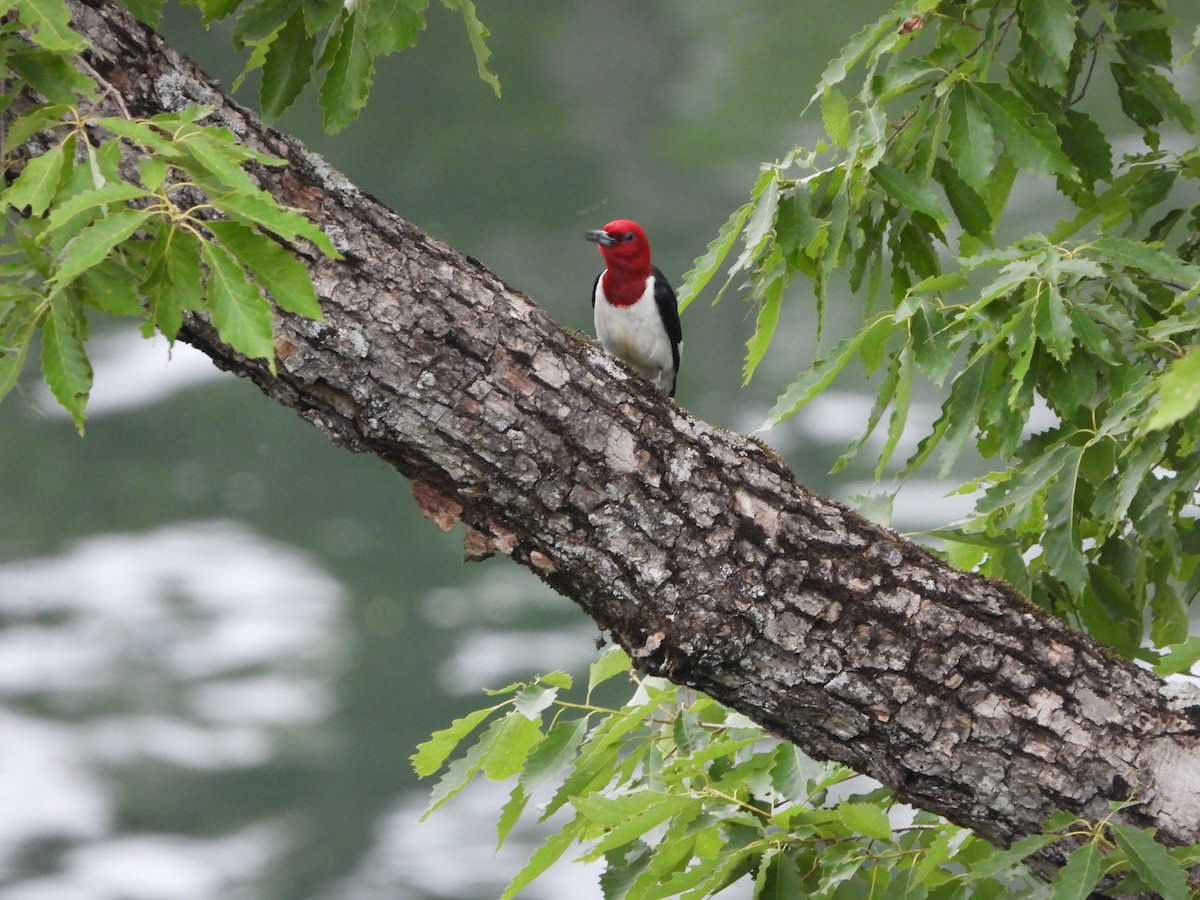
(0, 523, 344, 897)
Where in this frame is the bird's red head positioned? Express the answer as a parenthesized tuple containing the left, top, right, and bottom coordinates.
(585, 220, 652, 277)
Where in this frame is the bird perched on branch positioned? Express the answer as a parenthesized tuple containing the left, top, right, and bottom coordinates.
(585, 219, 682, 397)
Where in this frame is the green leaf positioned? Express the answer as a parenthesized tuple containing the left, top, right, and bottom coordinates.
(872, 163, 945, 223)
(1018, 0, 1077, 91)
(971, 82, 1073, 178)
(16, 0, 88, 51)
(1050, 840, 1101, 900)
(44, 181, 152, 234)
(578, 794, 698, 860)
(761, 316, 893, 430)
(2, 141, 67, 216)
(1046, 446, 1094, 595)
(837, 802, 892, 842)
(961, 832, 1060, 881)
(40, 293, 92, 431)
(520, 717, 587, 788)
(421, 728, 488, 818)
(1090, 236, 1198, 285)
(205, 219, 323, 319)
(588, 646, 632, 693)
(210, 190, 340, 257)
(365, 0, 427, 55)
(411, 703, 498, 777)
(875, 342, 914, 479)
(1154, 637, 1200, 677)
(499, 815, 581, 900)
(1146, 347, 1200, 431)
(52, 207, 156, 290)
(495, 781, 529, 850)
(676, 197, 756, 311)
(479, 712, 543, 781)
(319, 10, 375, 133)
(743, 270, 783, 384)
(443, 0, 499, 97)
(0, 312, 36, 408)
(1110, 823, 1189, 900)
(120, 0, 165, 24)
(260, 11, 315, 120)
(200, 239, 277, 365)
(821, 85, 852, 149)
(3, 103, 72, 150)
(192, 0, 240, 24)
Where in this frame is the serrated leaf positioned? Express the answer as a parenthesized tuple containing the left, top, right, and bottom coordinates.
(365, 0, 427, 54)
(946, 83, 996, 194)
(193, 0, 240, 24)
(121, 0, 165, 24)
(443, 0, 499, 97)
(260, 11, 315, 120)
(588, 646, 632, 693)
(411, 703, 498, 777)
(210, 190, 339, 257)
(521, 717, 587, 788)
(52, 207, 156, 290)
(420, 727, 488, 818)
(872, 163, 945, 223)
(0, 312, 36, 407)
(45, 181, 152, 234)
(15, 0, 87, 51)
(496, 781, 529, 851)
(200, 239, 276, 365)
(479, 711, 543, 781)
(319, 9, 375, 133)
(1044, 445, 1087, 591)
(3, 103, 71, 150)
(2, 141, 67, 215)
(1154, 637, 1200, 676)
(40, 293, 92, 430)
(499, 815, 581, 900)
(1051, 840, 1101, 900)
(761, 315, 893, 430)
(961, 832, 1060, 881)
(837, 802, 892, 841)
(232, 0, 299, 45)
(971, 82, 1073, 178)
(1109, 824, 1188, 900)
(576, 793, 697, 860)
(205, 219, 323, 319)
(514, 682, 559, 719)
(821, 85, 852, 149)
(177, 129, 260, 194)
(755, 850, 804, 900)
(743, 270, 783, 384)
(1019, 0, 1077, 90)
(1146, 347, 1200, 431)
(676, 196, 757, 311)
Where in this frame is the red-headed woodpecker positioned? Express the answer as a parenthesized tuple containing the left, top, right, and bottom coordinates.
(585, 220, 683, 397)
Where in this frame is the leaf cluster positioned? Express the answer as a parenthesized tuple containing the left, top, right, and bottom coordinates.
(680, 0, 1200, 663)
(417, 649, 1200, 899)
(2, 0, 338, 430)
(132, 0, 498, 132)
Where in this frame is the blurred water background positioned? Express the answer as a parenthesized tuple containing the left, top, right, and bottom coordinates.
(2, 3, 1195, 898)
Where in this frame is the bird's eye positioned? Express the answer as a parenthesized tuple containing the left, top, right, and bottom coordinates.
(619, 232, 635, 243)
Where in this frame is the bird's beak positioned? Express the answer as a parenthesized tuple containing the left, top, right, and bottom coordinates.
(585, 229, 618, 246)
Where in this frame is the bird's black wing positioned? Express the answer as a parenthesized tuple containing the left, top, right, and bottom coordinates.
(652, 265, 683, 371)
(590, 273, 601, 308)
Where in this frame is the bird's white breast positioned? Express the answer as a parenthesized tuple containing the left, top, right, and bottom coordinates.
(594, 275, 676, 392)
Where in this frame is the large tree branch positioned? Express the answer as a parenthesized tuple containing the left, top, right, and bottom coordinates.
(42, 0, 1200, 874)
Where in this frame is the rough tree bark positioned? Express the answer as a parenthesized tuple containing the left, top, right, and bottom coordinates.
(28, 0, 1200, 879)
